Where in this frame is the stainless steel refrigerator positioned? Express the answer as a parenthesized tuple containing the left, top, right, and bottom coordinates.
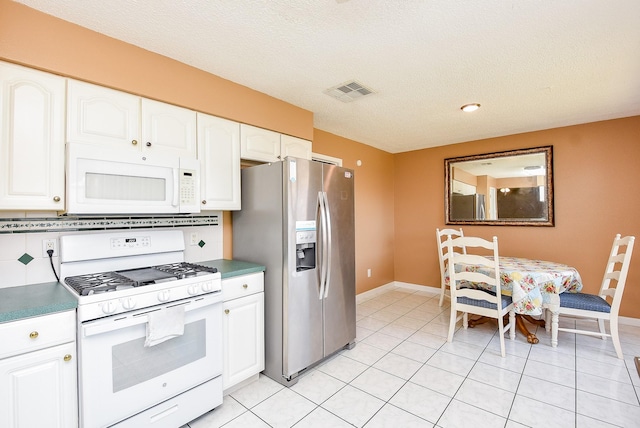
(233, 157, 356, 386)
(450, 193, 486, 220)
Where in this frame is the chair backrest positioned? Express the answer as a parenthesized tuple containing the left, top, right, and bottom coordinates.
(446, 236, 501, 304)
(436, 228, 466, 285)
(599, 234, 635, 315)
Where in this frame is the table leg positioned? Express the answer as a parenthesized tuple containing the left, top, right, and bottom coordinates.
(515, 315, 539, 344)
(521, 315, 545, 328)
(468, 314, 540, 344)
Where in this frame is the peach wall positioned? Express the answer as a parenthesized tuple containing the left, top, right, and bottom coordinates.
(394, 116, 640, 318)
(0, 0, 313, 139)
(313, 130, 395, 294)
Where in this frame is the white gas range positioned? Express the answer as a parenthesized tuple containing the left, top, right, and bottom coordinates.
(60, 229, 223, 428)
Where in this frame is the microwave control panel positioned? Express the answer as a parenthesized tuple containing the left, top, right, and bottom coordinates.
(180, 169, 197, 204)
(178, 156, 200, 213)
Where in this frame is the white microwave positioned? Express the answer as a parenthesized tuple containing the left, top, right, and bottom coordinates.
(66, 143, 200, 215)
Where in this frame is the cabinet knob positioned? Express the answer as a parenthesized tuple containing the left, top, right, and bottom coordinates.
(146, 142, 152, 147)
(29, 331, 39, 339)
(224, 309, 230, 314)
(53, 196, 61, 202)
(243, 284, 248, 289)
(64, 354, 72, 362)
(202, 200, 207, 205)
(132, 139, 138, 145)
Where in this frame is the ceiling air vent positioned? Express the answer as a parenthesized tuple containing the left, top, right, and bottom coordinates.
(324, 80, 376, 103)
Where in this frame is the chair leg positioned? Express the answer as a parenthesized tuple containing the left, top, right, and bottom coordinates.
(509, 311, 516, 340)
(497, 315, 506, 357)
(463, 312, 469, 329)
(598, 319, 607, 340)
(439, 284, 445, 307)
(447, 307, 457, 343)
(610, 318, 623, 359)
(545, 309, 551, 332)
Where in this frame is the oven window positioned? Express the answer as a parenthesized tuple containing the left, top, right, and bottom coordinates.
(86, 173, 166, 201)
(112, 320, 205, 392)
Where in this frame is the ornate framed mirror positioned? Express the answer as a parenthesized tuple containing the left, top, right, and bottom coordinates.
(445, 146, 554, 226)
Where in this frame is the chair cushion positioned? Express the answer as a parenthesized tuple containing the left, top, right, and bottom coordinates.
(457, 293, 512, 310)
(559, 292, 611, 313)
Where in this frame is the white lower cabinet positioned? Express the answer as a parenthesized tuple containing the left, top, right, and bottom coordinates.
(222, 272, 264, 392)
(0, 311, 77, 428)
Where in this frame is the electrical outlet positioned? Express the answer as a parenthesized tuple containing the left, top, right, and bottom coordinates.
(367, 268, 372, 278)
(42, 239, 57, 257)
(190, 232, 198, 246)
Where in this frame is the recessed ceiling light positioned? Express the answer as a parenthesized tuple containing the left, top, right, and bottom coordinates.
(460, 103, 481, 112)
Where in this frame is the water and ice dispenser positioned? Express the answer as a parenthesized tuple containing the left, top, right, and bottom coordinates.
(295, 221, 316, 272)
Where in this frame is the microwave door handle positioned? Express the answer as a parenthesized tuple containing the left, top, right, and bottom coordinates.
(172, 169, 180, 207)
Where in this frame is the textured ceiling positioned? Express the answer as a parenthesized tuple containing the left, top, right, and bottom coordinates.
(14, 0, 640, 153)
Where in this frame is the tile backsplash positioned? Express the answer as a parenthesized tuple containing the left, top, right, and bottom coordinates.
(0, 213, 224, 289)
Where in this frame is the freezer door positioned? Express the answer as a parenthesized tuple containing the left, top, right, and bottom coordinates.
(283, 158, 324, 378)
(322, 164, 356, 356)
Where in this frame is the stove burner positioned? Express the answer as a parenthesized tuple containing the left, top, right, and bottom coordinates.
(65, 272, 136, 296)
(64, 262, 218, 296)
(154, 262, 219, 279)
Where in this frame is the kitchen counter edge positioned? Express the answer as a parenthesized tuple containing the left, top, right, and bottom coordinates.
(198, 259, 266, 279)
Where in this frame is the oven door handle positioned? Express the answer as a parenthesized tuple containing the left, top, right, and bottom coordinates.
(82, 301, 196, 337)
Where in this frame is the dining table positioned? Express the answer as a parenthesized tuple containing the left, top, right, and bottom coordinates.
(446, 256, 584, 346)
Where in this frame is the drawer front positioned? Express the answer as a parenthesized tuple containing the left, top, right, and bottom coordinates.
(0, 310, 76, 359)
(222, 272, 264, 301)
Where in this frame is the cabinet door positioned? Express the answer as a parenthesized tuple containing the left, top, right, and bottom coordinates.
(240, 124, 281, 163)
(67, 79, 140, 150)
(222, 292, 265, 390)
(197, 113, 241, 210)
(281, 134, 312, 160)
(142, 98, 197, 158)
(0, 62, 65, 210)
(0, 342, 77, 428)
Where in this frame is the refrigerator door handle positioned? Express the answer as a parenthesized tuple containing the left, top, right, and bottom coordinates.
(317, 191, 327, 299)
(322, 191, 332, 299)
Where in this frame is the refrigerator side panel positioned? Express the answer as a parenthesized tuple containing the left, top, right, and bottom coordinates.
(322, 164, 356, 356)
(283, 158, 324, 378)
(232, 162, 284, 384)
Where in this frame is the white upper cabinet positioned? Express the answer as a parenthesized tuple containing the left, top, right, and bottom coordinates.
(66, 79, 139, 149)
(240, 124, 281, 163)
(67, 79, 196, 158)
(141, 98, 197, 158)
(197, 113, 241, 210)
(0, 62, 65, 210)
(281, 134, 312, 160)
(240, 124, 312, 163)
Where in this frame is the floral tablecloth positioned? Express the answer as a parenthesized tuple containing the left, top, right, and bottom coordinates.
(446, 257, 583, 316)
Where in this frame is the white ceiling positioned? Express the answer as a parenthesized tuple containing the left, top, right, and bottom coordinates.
(14, 0, 640, 154)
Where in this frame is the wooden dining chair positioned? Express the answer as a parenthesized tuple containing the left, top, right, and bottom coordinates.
(446, 235, 515, 357)
(554, 234, 635, 359)
(436, 228, 466, 307)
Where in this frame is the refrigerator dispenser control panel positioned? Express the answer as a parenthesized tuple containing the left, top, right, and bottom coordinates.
(295, 220, 316, 244)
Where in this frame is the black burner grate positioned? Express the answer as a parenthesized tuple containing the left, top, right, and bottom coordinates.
(64, 262, 218, 296)
(65, 272, 136, 296)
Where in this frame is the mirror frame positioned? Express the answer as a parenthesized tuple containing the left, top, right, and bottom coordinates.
(445, 146, 554, 227)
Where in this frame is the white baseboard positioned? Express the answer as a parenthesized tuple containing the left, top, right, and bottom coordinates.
(356, 282, 640, 327)
(356, 282, 439, 303)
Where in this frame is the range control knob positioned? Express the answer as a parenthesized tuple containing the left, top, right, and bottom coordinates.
(201, 281, 213, 292)
(187, 284, 200, 296)
(157, 290, 170, 302)
(121, 297, 137, 310)
(102, 301, 117, 314)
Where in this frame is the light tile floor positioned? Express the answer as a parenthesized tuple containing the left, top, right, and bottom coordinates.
(187, 285, 640, 428)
